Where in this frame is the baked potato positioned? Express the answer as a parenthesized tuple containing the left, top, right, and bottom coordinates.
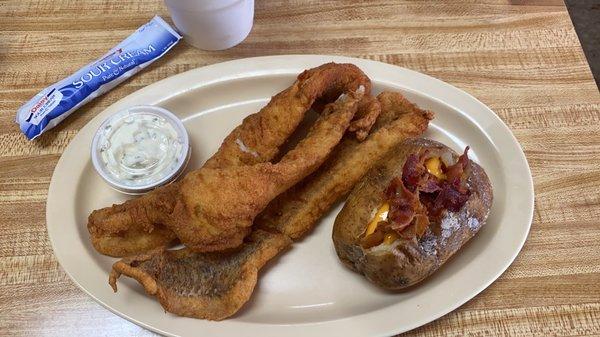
(332, 138, 492, 290)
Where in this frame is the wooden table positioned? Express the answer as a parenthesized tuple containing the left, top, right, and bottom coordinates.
(1, 1, 599, 335)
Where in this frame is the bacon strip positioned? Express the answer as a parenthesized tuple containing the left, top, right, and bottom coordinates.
(374, 147, 472, 240)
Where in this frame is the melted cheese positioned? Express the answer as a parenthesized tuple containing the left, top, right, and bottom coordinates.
(383, 232, 399, 245)
(425, 156, 446, 180)
(365, 202, 389, 236)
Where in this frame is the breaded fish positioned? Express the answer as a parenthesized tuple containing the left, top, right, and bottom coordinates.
(109, 229, 291, 320)
(109, 92, 433, 320)
(168, 89, 364, 252)
(88, 63, 374, 256)
(256, 91, 434, 238)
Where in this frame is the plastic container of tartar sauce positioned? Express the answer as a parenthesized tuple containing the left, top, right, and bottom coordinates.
(91, 105, 190, 194)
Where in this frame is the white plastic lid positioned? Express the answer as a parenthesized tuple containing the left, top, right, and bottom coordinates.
(91, 105, 190, 194)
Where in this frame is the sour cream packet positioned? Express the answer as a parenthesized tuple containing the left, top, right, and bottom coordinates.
(16, 16, 181, 140)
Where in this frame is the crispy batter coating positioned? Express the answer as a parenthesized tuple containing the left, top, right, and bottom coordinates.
(204, 62, 372, 169)
(88, 63, 373, 256)
(109, 229, 291, 320)
(108, 91, 433, 320)
(348, 95, 381, 141)
(169, 91, 364, 252)
(256, 91, 434, 238)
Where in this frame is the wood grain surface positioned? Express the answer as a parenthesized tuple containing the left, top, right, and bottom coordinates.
(1, 0, 599, 336)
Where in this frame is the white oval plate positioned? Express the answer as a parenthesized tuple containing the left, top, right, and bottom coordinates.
(47, 55, 533, 337)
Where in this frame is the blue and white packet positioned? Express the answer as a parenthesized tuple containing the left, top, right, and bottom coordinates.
(16, 16, 182, 140)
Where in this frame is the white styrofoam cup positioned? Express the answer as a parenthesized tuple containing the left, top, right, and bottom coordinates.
(164, 0, 254, 51)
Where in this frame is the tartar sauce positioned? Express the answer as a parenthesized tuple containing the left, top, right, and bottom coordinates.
(92, 105, 190, 194)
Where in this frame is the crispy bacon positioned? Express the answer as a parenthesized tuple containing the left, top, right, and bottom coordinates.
(445, 146, 470, 182)
(401, 153, 427, 192)
(413, 214, 430, 237)
(384, 176, 402, 199)
(388, 181, 419, 232)
(383, 146, 471, 238)
(429, 147, 471, 214)
(420, 178, 442, 193)
(432, 178, 470, 214)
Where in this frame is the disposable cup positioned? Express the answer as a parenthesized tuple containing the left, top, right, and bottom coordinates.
(164, 0, 254, 50)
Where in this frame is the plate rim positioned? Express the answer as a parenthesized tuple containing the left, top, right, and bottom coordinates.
(46, 54, 534, 337)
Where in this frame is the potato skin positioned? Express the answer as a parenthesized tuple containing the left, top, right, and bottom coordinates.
(332, 138, 493, 290)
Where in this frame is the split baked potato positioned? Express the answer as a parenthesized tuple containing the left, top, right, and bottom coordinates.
(332, 138, 493, 290)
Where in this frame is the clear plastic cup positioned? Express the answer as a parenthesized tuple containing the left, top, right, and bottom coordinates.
(164, 0, 254, 51)
(91, 105, 191, 195)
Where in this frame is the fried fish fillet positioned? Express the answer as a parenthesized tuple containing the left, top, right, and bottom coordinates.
(88, 63, 373, 256)
(256, 91, 435, 238)
(109, 229, 291, 321)
(169, 90, 365, 252)
(109, 92, 433, 320)
(94, 88, 365, 254)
